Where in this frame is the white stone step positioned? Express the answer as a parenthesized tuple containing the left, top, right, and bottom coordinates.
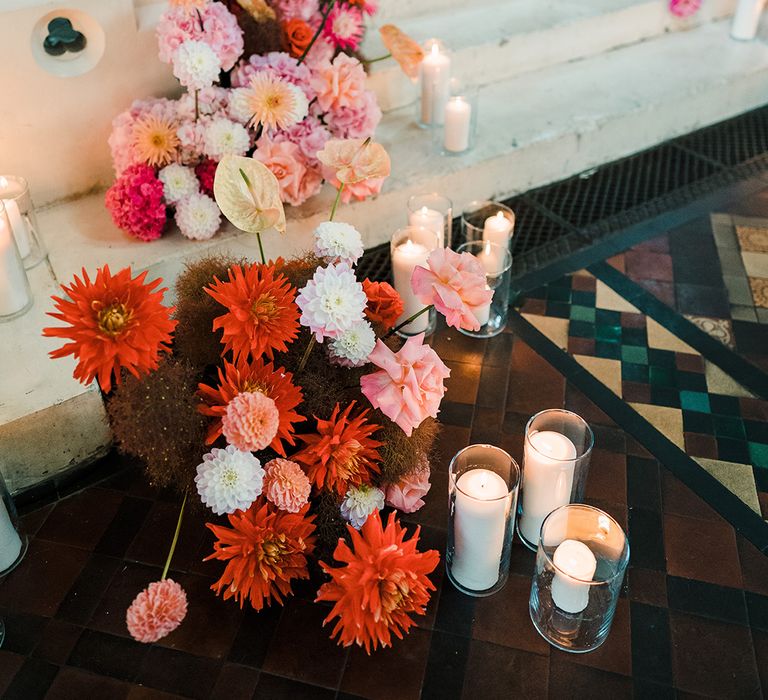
(5, 17, 768, 493)
(366, 0, 737, 113)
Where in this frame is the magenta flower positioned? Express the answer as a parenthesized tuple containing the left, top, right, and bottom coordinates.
(669, 0, 701, 17)
(104, 164, 167, 242)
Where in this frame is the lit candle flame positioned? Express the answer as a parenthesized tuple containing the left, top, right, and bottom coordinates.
(431, 43, 439, 57)
(496, 211, 505, 221)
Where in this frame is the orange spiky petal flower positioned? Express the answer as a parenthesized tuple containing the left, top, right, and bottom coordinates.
(206, 263, 300, 362)
(197, 356, 304, 455)
(43, 266, 176, 393)
(205, 497, 316, 611)
(293, 402, 382, 495)
(317, 510, 440, 653)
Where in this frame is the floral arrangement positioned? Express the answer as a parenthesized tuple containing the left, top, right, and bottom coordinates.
(45, 137, 493, 653)
(105, 0, 384, 242)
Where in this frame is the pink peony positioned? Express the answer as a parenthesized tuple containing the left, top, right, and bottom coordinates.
(231, 51, 313, 98)
(263, 458, 312, 513)
(254, 138, 322, 206)
(105, 164, 167, 242)
(272, 116, 331, 167)
(222, 391, 280, 452)
(157, 2, 244, 71)
(669, 0, 701, 17)
(385, 459, 431, 513)
(411, 248, 494, 332)
(328, 91, 382, 140)
(323, 5, 364, 51)
(360, 333, 450, 436)
(311, 54, 368, 113)
(126, 578, 188, 643)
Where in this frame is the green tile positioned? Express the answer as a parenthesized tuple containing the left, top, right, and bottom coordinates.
(547, 287, 570, 303)
(595, 341, 622, 360)
(596, 324, 621, 342)
(570, 320, 595, 338)
(570, 305, 596, 323)
(648, 349, 677, 369)
(679, 390, 711, 413)
(595, 309, 621, 326)
(622, 345, 649, 365)
(571, 291, 596, 306)
(712, 415, 746, 440)
(749, 442, 768, 469)
(649, 366, 676, 386)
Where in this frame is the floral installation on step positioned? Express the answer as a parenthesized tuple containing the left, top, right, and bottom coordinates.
(42, 144, 468, 652)
(105, 0, 387, 243)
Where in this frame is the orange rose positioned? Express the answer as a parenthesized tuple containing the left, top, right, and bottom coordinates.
(363, 279, 404, 331)
(283, 18, 313, 58)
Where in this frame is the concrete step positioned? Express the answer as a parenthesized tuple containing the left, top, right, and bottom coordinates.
(5, 17, 768, 493)
(366, 0, 738, 112)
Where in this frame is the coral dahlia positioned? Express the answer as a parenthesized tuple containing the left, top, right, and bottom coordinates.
(43, 266, 176, 393)
(126, 578, 188, 643)
(294, 402, 382, 495)
(317, 510, 440, 653)
(206, 497, 316, 610)
(206, 263, 300, 362)
(221, 390, 280, 452)
(198, 356, 304, 455)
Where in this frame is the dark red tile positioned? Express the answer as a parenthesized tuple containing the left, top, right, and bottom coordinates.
(627, 568, 668, 607)
(429, 328, 486, 366)
(89, 563, 161, 638)
(739, 397, 768, 422)
(606, 254, 626, 273)
(626, 250, 674, 282)
(254, 673, 335, 699)
(584, 449, 627, 505)
(564, 384, 614, 427)
(664, 514, 742, 588)
(759, 492, 768, 520)
(675, 353, 704, 373)
(0, 652, 25, 697)
(568, 336, 596, 355)
(683, 432, 718, 459)
(737, 536, 768, 597)
(633, 234, 670, 254)
(622, 381, 651, 403)
(19, 504, 53, 538)
(136, 646, 220, 700)
(520, 298, 546, 315)
(638, 279, 675, 307)
(572, 274, 597, 292)
(753, 629, 768, 696)
(661, 471, 722, 523)
(210, 664, 260, 700)
(432, 425, 470, 474)
(443, 361, 481, 405)
(620, 312, 646, 329)
(33, 619, 82, 665)
(548, 655, 632, 699)
(36, 488, 123, 550)
(462, 640, 548, 699)
(45, 666, 131, 699)
(507, 341, 565, 415)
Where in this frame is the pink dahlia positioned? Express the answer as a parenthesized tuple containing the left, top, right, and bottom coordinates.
(385, 457, 431, 513)
(263, 458, 312, 513)
(157, 2, 244, 71)
(328, 91, 382, 140)
(361, 333, 450, 437)
(105, 164, 167, 242)
(411, 248, 494, 332)
(222, 391, 280, 452)
(669, 0, 701, 17)
(231, 51, 313, 98)
(323, 5, 364, 51)
(311, 54, 368, 113)
(253, 138, 322, 206)
(126, 578, 188, 643)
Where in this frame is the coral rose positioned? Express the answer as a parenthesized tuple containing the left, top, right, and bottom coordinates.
(385, 458, 431, 514)
(363, 280, 404, 331)
(411, 248, 493, 332)
(360, 333, 450, 437)
(254, 138, 323, 206)
(283, 18, 313, 57)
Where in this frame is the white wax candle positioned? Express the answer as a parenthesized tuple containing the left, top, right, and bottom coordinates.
(0, 499, 22, 572)
(478, 241, 503, 275)
(519, 430, 577, 545)
(392, 239, 430, 334)
(420, 44, 451, 125)
(408, 206, 445, 247)
(0, 208, 31, 317)
(443, 97, 472, 153)
(483, 211, 513, 249)
(471, 285, 492, 327)
(452, 468, 509, 591)
(551, 539, 597, 614)
(3, 199, 30, 260)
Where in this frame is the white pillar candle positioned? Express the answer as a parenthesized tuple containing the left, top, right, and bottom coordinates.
(731, 0, 766, 40)
(0, 206, 31, 317)
(452, 468, 509, 590)
(519, 430, 577, 545)
(0, 178, 31, 260)
(392, 238, 431, 334)
(408, 207, 445, 247)
(551, 539, 597, 614)
(483, 211, 513, 249)
(471, 285, 492, 327)
(478, 241, 503, 275)
(0, 499, 22, 572)
(443, 96, 472, 153)
(420, 44, 451, 125)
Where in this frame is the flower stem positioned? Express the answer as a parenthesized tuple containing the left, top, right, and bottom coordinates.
(194, 90, 199, 121)
(329, 184, 344, 221)
(196, 8, 205, 32)
(384, 305, 433, 339)
(256, 231, 266, 265)
(297, 336, 316, 373)
(297, 0, 336, 65)
(161, 492, 187, 581)
(364, 53, 392, 64)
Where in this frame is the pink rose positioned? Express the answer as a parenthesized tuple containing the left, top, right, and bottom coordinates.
(385, 460, 431, 513)
(360, 333, 450, 436)
(254, 138, 322, 206)
(411, 248, 494, 332)
(310, 54, 368, 113)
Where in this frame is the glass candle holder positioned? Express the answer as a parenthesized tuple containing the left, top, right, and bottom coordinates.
(0, 468, 28, 577)
(407, 193, 452, 248)
(529, 504, 629, 653)
(0, 201, 34, 322)
(456, 240, 511, 338)
(517, 409, 594, 550)
(447, 444, 520, 596)
(0, 176, 46, 269)
(418, 39, 451, 128)
(461, 200, 515, 252)
(434, 88, 479, 157)
(390, 226, 440, 337)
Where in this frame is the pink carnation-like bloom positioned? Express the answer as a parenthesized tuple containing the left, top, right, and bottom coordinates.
(263, 458, 312, 513)
(323, 5, 364, 51)
(231, 51, 313, 98)
(222, 391, 280, 452)
(105, 164, 167, 242)
(411, 248, 494, 332)
(669, 0, 701, 17)
(273, 0, 319, 20)
(196, 158, 217, 195)
(254, 138, 323, 206)
(157, 2, 244, 71)
(311, 54, 368, 113)
(272, 116, 331, 167)
(126, 578, 188, 643)
(385, 457, 431, 513)
(328, 91, 382, 140)
(360, 333, 450, 437)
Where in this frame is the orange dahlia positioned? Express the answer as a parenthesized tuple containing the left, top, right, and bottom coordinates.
(197, 356, 304, 455)
(206, 263, 300, 362)
(294, 402, 382, 495)
(43, 266, 176, 393)
(317, 510, 440, 653)
(205, 497, 316, 611)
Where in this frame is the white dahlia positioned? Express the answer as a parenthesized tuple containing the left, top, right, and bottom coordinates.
(227, 88, 254, 124)
(328, 319, 375, 367)
(158, 163, 199, 204)
(340, 484, 385, 529)
(203, 118, 251, 160)
(313, 221, 364, 265)
(172, 40, 221, 91)
(175, 193, 221, 240)
(195, 445, 265, 515)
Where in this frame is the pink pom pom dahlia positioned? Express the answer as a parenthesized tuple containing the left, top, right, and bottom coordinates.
(126, 578, 188, 643)
(222, 391, 280, 452)
(263, 458, 311, 512)
(105, 164, 167, 242)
